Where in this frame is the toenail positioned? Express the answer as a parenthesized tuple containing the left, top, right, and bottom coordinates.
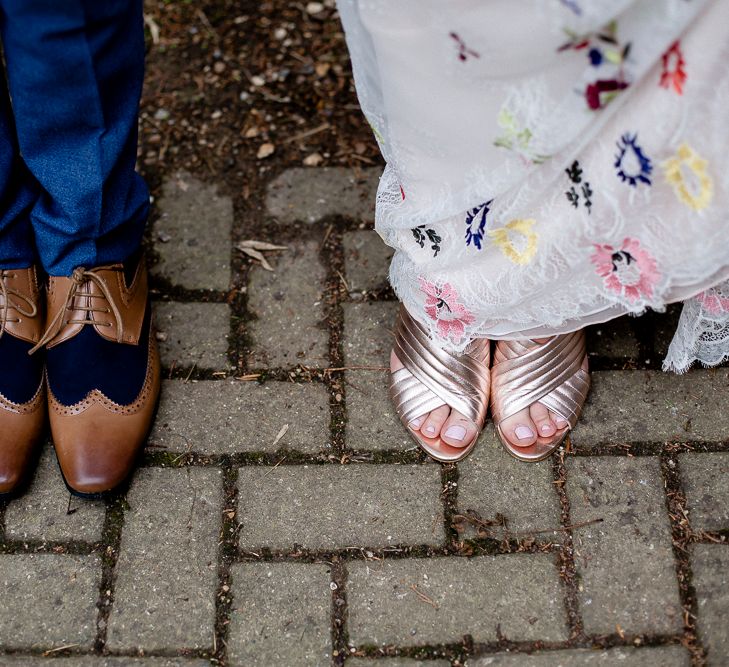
(555, 419, 568, 428)
(425, 425, 436, 434)
(409, 418, 423, 429)
(540, 423, 552, 434)
(444, 425, 467, 441)
(514, 425, 534, 440)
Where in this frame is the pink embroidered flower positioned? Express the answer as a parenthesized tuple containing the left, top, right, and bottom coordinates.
(660, 41, 686, 95)
(591, 238, 659, 302)
(696, 290, 729, 315)
(419, 278, 475, 344)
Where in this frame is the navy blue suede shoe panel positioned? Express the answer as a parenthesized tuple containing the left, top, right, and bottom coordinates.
(46, 306, 151, 407)
(0, 334, 44, 404)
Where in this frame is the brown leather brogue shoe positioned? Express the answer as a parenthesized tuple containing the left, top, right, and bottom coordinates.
(0, 267, 45, 496)
(36, 254, 160, 496)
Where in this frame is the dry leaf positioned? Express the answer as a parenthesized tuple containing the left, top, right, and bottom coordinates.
(257, 142, 275, 159)
(237, 240, 288, 252)
(272, 424, 289, 447)
(303, 152, 323, 166)
(143, 14, 160, 45)
(239, 247, 273, 271)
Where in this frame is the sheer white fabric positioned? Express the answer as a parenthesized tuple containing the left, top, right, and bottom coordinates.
(337, 0, 729, 372)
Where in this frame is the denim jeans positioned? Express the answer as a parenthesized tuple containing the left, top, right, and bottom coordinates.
(0, 0, 149, 275)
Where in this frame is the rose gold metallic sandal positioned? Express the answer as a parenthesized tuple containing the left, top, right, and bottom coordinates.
(389, 306, 490, 463)
(490, 332, 590, 462)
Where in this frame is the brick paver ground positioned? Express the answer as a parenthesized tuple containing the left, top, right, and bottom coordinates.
(1, 143, 728, 667)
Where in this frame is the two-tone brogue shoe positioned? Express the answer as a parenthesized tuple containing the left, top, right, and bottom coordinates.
(33, 254, 160, 496)
(0, 267, 45, 496)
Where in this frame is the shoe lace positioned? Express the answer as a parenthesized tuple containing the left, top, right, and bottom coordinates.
(29, 266, 124, 355)
(0, 269, 38, 342)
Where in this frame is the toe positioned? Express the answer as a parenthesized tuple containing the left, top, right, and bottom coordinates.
(530, 402, 556, 438)
(500, 407, 537, 447)
(440, 410, 477, 448)
(391, 350, 428, 432)
(421, 404, 450, 439)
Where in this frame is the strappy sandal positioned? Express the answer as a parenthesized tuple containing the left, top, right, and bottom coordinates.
(490, 332, 590, 462)
(389, 306, 490, 462)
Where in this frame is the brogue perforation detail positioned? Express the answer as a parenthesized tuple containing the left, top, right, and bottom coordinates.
(48, 334, 158, 417)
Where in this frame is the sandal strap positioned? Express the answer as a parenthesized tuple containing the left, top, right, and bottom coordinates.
(490, 331, 589, 427)
(390, 306, 490, 427)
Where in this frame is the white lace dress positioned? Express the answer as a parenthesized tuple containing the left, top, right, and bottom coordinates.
(336, 0, 729, 372)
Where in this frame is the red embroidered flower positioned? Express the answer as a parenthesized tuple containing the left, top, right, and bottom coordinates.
(419, 278, 475, 344)
(400, 184, 406, 200)
(591, 238, 659, 302)
(660, 41, 686, 95)
(585, 79, 630, 110)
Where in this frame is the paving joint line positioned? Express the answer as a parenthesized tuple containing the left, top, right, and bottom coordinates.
(551, 448, 586, 643)
(212, 465, 239, 666)
(94, 495, 127, 653)
(659, 453, 707, 666)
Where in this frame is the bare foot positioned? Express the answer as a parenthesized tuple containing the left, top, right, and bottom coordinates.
(497, 338, 588, 448)
(391, 349, 480, 448)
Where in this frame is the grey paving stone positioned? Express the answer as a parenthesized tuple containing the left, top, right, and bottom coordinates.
(349, 660, 449, 667)
(154, 301, 230, 370)
(149, 379, 331, 454)
(678, 452, 729, 532)
(4, 443, 105, 542)
(106, 467, 222, 651)
(466, 645, 690, 666)
(151, 171, 232, 291)
(0, 659, 209, 667)
(237, 464, 443, 550)
(266, 167, 379, 224)
(247, 239, 328, 368)
(346, 370, 415, 451)
(347, 554, 567, 646)
(228, 562, 331, 667)
(342, 301, 397, 367)
(586, 317, 639, 362)
(571, 369, 729, 448)
(0, 554, 100, 649)
(343, 230, 393, 292)
(457, 427, 561, 539)
(692, 544, 729, 663)
(566, 456, 682, 635)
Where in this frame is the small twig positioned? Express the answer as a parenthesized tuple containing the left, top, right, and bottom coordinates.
(184, 362, 197, 384)
(283, 122, 330, 144)
(43, 645, 79, 657)
(409, 584, 439, 609)
(323, 365, 388, 375)
(236, 374, 262, 381)
(262, 456, 287, 477)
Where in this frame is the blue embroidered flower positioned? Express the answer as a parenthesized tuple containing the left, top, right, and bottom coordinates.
(588, 48, 603, 66)
(465, 200, 493, 249)
(615, 133, 652, 186)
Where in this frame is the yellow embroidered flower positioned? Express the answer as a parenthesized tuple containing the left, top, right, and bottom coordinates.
(487, 218, 538, 265)
(662, 143, 713, 211)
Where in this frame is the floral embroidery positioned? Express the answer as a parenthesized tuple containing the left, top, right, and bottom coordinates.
(465, 200, 493, 249)
(449, 32, 480, 62)
(662, 143, 713, 211)
(419, 278, 475, 344)
(560, 22, 632, 110)
(696, 290, 729, 315)
(412, 226, 442, 257)
(614, 133, 652, 187)
(559, 0, 582, 16)
(488, 219, 538, 265)
(660, 41, 686, 95)
(565, 160, 593, 213)
(494, 108, 549, 164)
(591, 238, 659, 302)
(400, 185, 406, 200)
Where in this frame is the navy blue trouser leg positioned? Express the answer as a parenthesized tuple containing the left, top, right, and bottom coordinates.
(0, 65, 36, 269)
(0, 0, 149, 275)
